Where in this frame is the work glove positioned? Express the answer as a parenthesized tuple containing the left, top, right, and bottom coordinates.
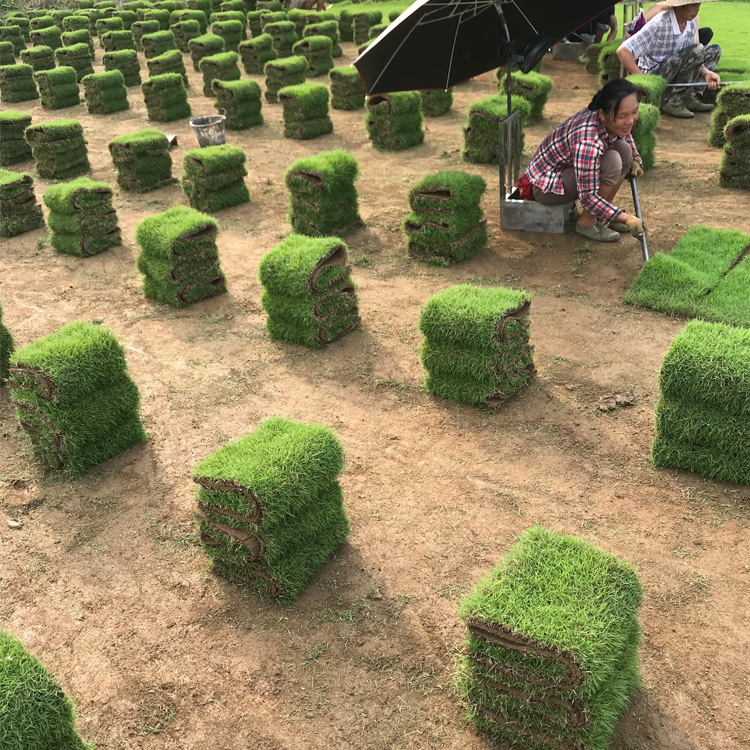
(630, 162, 643, 178)
(625, 216, 645, 238)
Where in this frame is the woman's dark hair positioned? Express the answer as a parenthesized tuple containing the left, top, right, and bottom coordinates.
(588, 78, 638, 116)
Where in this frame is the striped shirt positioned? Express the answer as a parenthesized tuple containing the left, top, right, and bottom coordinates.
(623, 9, 697, 74)
(524, 108, 642, 225)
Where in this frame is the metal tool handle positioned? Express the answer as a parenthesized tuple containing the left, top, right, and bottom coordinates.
(665, 80, 744, 88)
(629, 175, 649, 263)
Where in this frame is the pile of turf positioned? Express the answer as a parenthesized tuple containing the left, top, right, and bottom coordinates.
(189, 32, 225, 71)
(0, 628, 89, 748)
(496, 69, 552, 120)
(368, 22, 387, 40)
(30, 24, 63, 51)
(0, 63, 39, 103)
(419, 285, 535, 405)
(199, 50, 240, 96)
(628, 73, 667, 108)
(82, 69, 129, 114)
(142, 29, 177, 58)
(132, 19, 161, 50)
(182, 143, 250, 212)
(420, 88, 453, 117)
(365, 92, 424, 152)
(211, 18, 245, 51)
(5, 15, 30, 43)
(56, 42, 95, 81)
(210, 9, 247, 29)
(61, 28, 95, 57)
(20, 45, 56, 73)
(219, 0, 245, 13)
(167, 19, 199, 52)
(457, 526, 642, 749)
(279, 81, 332, 140)
(259, 236, 360, 347)
(43, 176, 121, 257)
(264, 54, 306, 103)
(143, 8, 171, 30)
(462, 95, 531, 165)
(652, 320, 750, 484)
(285, 150, 361, 237)
(260, 10, 287, 31)
(286, 8, 306, 36)
(632, 102, 660, 171)
(247, 10, 265, 38)
(176, 9, 209, 35)
(102, 29, 137, 51)
(51, 10, 75, 29)
(238, 33, 275, 73)
(34, 66, 81, 110)
(143, 71, 191, 120)
(135, 205, 227, 306)
(709, 82, 750, 148)
(212, 78, 262, 129)
(257, 0, 283, 11)
(337, 10, 353, 42)
(30, 15, 54, 30)
(109, 128, 175, 192)
(147, 48, 189, 87)
(0, 41, 15, 66)
(102, 49, 142, 86)
(597, 40, 621, 85)
(264, 20, 296, 58)
(186, 0, 213, 15)
(106, 8, 138, 30)
(329, 65, 365, 110)
(0, 25, 25, 55)
(192, 417, 349, 599)
(292, 34, 333, 77)
(1, 299, 14, 383)
(26, 119, 89, 180)
(63, 14, 91, 35)
(352, 10, 381, 46)
(720, 115, 750, 190)
(8, 321, 147, 476)
(403, 171, 487, 267)
(75, 9, 105, 38)
(0, 110, 32, 166)
(304, 20, 341, 58)
(0, 169, 45, 238)
(95, 15, 123, 43)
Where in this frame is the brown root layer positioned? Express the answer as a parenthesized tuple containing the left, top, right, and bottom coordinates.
(193, 477, 262, 523)
(9, 363, 57, 401)
(211, 561, 282, 598)
(195, 509, 265, 560)
(307, 242, 348, 293)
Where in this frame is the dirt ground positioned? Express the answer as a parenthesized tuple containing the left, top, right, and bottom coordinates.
(1, 40, 749, 750)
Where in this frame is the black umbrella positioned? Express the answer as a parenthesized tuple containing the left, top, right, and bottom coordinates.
(354, 0, 617, 96)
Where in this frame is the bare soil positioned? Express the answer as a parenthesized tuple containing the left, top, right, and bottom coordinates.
(1, 44, 749, 750)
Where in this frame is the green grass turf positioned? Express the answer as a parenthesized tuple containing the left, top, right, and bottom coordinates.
(462, 95, 531, 165)
(175, 10, 208, 35)
(0, 64, 39, 103)
(143, 8, 171, 30)
(132, 19, 160, 49)
(496, 70, 552, 120)
(0, 110, 33, 165)
(329, 65, 365, 111)
(698, 2, 750, 78)
(142, 28, 177, 58)
(304, 20, 341, 57)
(102, 29, 137, 51)
(365, 91, 424, 152)
(264, 54, 308, 101)
(55, 44, 95, 81)
(709, 82, 750, 147)
(30, 25, 63, 50)
(0, 41, 16, 65)
(212, 78, 263, 129)
(0, 300, 14, 383)
(212, 19, 245, 51)
(96, 15, 124, 40)
(142, 72, 191, 121)
(182, 143, 250, 211)
(238, 35, 277, 73)
(408, 170, 485, 214)
(199, 50, 241, 95)
(20, 46, 56, 72)
(292, 35, 333, 76)
(0, 169, 45, 238)
(420, 88, 452, 117)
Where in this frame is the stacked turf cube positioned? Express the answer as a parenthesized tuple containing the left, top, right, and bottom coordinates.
(30, 25, 63, 51)
(8, 321, 147, 477)
(285, 150, 361, 237)
(0, 64, 39, 103)
(264, 20, 296, 58)
(246, 10, 265, 38)
(329, 66, 365, 110)
(212, 78, 263, 129)
(95, 15, 123, 43)
(628, 73, 667, 108)
(463, 96, 531, 164)
(20, 46, 56, 73)
(50, 11, 75, 29)
(83, 69, 129, 113)
(259, 236, 360, 347)
(633, 103, 660, 171)
(102, 29, 137, 51)
(109, 128, 175, 192)
(0, 25, 25, 55)
(286, 8, 306, 36)
(211, 10, 247, 30)
(278, 82, 332, 139)
(403, 171, 487, 266)
(56, 43, 94, 81)
(63, 15, 91, 36)
(77, 9, 105, 38)
(192, 417, 350, 600)
(457, 526, 643, 750)
(147, 48, 189, 86)
(0, 110, 32, 166)
(35, 66, 81, 110)
(260, 11, 287, 31)
(292, 34, 332, 77)
(61, 28, 95, 56)
(365, 92, 424, 151)
(720, 115, 750, 190)
(264, 54, 306, 103)
(710, 82, 750, 148)
(182, 144, 250, 212)
(43, 177, 121, 257)
(189, 32, 225, 71)
(143, 72, 191, 121)
(0, 170, 45, 238)
(1, 299, 14, 383)
(142, 29, 177, 58)
(597, 40, 620, 85)
(177, 9, 208, 35)
(143, 8, 170, 31)
(419, 285, 535, 406)
(102, 49, 142, 86)
(304, 20, 340, 58)
(212, 19, 244, 51)
(238, 34, 275, 73)
(135, 205, 227, 307)
(132, 19, 160, 50)
(171, 19, 202, 51)
(420, 89, 453, 117)
(496, 69, 553, 120)
(4, 18, 28, 44)
(352, 11, 381, 45)
(107, 9, 137, 30)
(0, 41, 15, 65)
(25, 119, 90, 180)
(29, 15, 55, 32)
(337, 10, 352, 42)
(199, 50, 240, 96)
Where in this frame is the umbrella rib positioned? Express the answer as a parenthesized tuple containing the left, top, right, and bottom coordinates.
(445, 15, 462, 91)
(509, 0, 539, 34)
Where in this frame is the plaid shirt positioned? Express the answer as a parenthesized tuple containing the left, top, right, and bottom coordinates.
(524, 108, 642, 225)
(622, 9, 697, 74)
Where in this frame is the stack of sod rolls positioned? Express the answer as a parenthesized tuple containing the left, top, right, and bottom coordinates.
(652, 320, 750, 484)
(20, 46, 56, 73)
(51, 11, 75, 29)
(329, 66, 365, 110)
(135, 205, 227, 306)
(720, 115, 750, 190)
(132, 19, 160, 50)
(109, 128, 175, 192)
(292, 35, 332, 77)
(211, 10, 247, 31)
(30, 24, 63, 51)
(1, 299, 14, 383)
(0, 25, 25, 55)
(102, 29, 137, 51)
(247, 10, 265, 38)
(0, 64, 39, 103)
(143, 72, 191, 120)
(264, 54, 306, 103)
(420, 89, 453, 117)
(496, 69, 553, 120)
(212, 19, 244, 51)
(147, 48, 189, 87)
(95, 15, 123, 43)
(238, 34, 275, 73)
(352, 11, 381, 45)
(192, 417, 350, 601)
(212, 78, 263, 129)
(63, 15, 91, 35)
(365, 92, 424, 151)
(337, 10, 353, 42)
(199, 50, 240, 96)
(260, 11, 288, 31)
(286, 8, 307, 36)
(25, 119, 90, 179)
(56, 42, 95, 81)
(304, 20, 341, 58)
(368, 23, 387, 40)
(456, 526, 643, 750)
(106, 8, 137, 30)
(462, 95, 531, 165)
(8, 321, 147, 476)
(279, 81, 332, 139)
(103, 49, 142, 86)
(285, 150, 361, 237)
(632, 102, 660, 170)
(30, 16, 54, 32)
(142, 29, 177, 58)
(82, 69, 129, 113)
(0, 170, 45, 238)
(177, 9, 209, 34)
(77, 10, 104, 37)
(628, 73, 667, 108)
(189, 32, 225, 71)
(0, 629, 89, 749)
(0, 110, 32, 166)
(264, 20, 296, 58)
(172, 19, 203, 51)
(257, 1, 284, 12)
(62, 27, 95, 55)
(259, 235, 360, 347)
(710, 82, 750, 148)
(419, 285, 535, 406)
(43, 177, 121, 256)
(5, 17, 29, 43)
(402, 171, 487, 266)
(143, 8, 171, 31)
(182, 143, 250, 211)
(0, 41, 15, 65)
(35, 66, 81, 110)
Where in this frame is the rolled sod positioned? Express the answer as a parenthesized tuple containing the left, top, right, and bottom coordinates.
(352, 10, 381, 46)
(142, 72, 192, 121)
(143, 8, 171, 30)
(63, 15, 91, 34)
(0, 628, 89, 749)
(35, 66, 81, 110)
(27, 119, 89, 179)
(171, 19, 202, 51)
(102, 49, 142, 87)
(264, 54, 307, 103)
(75, 9, 105, 38)
(0, 63, 40, 103)
(710, 82, 750, 148)
(259, 235, 360, 348)
(496, 69, 552, 120)
(457, 526, 642, 750)
(368, 22, 387, 40)
(0, 25, 25, 55)
(420, 88, 453, 117)
(286, 8, 306, 36)
(462, 95, 531, 165)
(56, 42, 95, 81)
(182, 143, 250, 212)
(0, 41, 15, 66)
(0, 169, 45, 238)
(132, 19, 161, 50)
(142, 29, 177, 58)
(193, 417, 350, 601)
(20, 45, 56, 73)
(285, 150, 361, 237)
(1, 299, 14, 383)
(628, 73, 667, 108)
(135, 204, 227, 307)
(304, 20, 340, 58)
(94, 0, 117, 8)
(176, 9, 209, 35)
(189, 32, 225, 71)
(101, 28, 137, 51)
(292, 34, 332, 77)
(106, 9, 138, 30)
(264, 20, 296, 58)
(82, 69, 130, 114)
(95, 15, 124, 43)
(186, 0, 212, 16)
(278, 81, 332, 139)
(109, 128, 175, 192)
(337, 10, 352, 42)
(5, 18, 30, 44)
(720, 114, 750, 191)
(260, 10, 288, 30)
(8, 321, 147, 476)
(212, 77, 263, 129)
(365, 91, 424, 152)
(220, 0, 245, 12)
(597, 39, 620, 85)
(30, 25, 63, 51)
(419, 284, 535, 406)
(211, 10, 247, 27)
(211, 19, 245, 52)
(257, 0, 283, 10)
(0, 110, 33, 166)
(328, 66, 365, 111)
(61, 26, 95, 55)
(247, 10, 265, 38)
(147, 48, 189, 87)
(238, 33, 275, 73)
(630, 102, 660, 171)
(199, 49, 240, 96)
(50, 11, 75, 29)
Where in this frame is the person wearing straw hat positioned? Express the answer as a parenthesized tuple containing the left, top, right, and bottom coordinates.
(617, 1, 721, 118)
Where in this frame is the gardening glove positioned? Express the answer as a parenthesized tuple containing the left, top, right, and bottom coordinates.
(625, 216, 644, 238)
(629, 161, 643, 179)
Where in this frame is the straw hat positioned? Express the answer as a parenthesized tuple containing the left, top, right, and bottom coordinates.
(664, 0, 716, 6)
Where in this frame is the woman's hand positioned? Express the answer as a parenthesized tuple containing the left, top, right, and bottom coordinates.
(630, 162, 644, 179)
